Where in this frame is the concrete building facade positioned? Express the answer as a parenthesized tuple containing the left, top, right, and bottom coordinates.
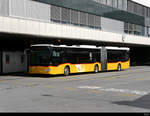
(0, 0, 150, 73)
(0, 0, 149, 46)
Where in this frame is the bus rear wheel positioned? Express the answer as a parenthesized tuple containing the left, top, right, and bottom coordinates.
(94, 65, 99, 73)
(64, 66, 70, 76)
(117, 64, 122, 71)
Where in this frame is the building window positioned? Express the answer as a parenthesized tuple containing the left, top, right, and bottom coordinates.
(118, 0, 123, 10)
(134, 3, 138, 14)
(71, 9, 79, 25)
(123, 0, 128, 11)
(148, 8, 150, 18)
(148, 27, 150, 36)
(137, 4, 142, 16)
(124, 22, 146, 36)
(100, 0, 107, 5)
(95, 15, 101, 29)
(88, 14, 95, 28)
(79, 12, 87, 27)
(51, 5, 61, 23)
(146, 7, 149, 17)
(112, 0, 118, 8)
(127, 1, 132, 13)
(142, 6, 146, 17)
(6, 54, 9, 64)
(50, 5, 101, 30)
(61, 7, 70, 24)
(124, 22, 128, 31)
(21, 55, 25, 64)
(107, 0, 113, 7)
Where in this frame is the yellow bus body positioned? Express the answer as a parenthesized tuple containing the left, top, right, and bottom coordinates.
(29, 60, 130, 75)
(107, 60, 130, 71)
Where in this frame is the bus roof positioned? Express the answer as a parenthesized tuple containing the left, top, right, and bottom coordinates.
(31, 44, 130, 51)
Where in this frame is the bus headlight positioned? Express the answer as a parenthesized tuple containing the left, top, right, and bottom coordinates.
(45, 68, 51, 72)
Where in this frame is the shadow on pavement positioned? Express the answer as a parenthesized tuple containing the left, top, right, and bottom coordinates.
(5, 71, 101, 79)
(6, 72, 62, 78)
(113, 94, 150, 110)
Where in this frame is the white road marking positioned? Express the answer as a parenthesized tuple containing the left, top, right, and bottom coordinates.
(78, 86, 149, 96)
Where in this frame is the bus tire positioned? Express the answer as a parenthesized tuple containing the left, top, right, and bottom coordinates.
(94, 65, 99, 73)
(64, 66, 70, 76)
(117, 64, 122, 71)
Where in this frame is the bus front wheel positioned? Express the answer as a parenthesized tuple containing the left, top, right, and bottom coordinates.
(94, 65, 99, 73)
(64, 66, 70, 76)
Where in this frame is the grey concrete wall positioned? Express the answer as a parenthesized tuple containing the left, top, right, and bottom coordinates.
(0, 0, 9, 16)
(3, 51, 27, 73)
(9, 0, 50, 21)
(101, 17, 124, 34)
(145, 18, 150, 27)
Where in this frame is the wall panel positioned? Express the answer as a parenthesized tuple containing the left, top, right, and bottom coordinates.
(0, 0, 9, 16)
(101, 17, 124, 34)
(10, 0, 50, 21)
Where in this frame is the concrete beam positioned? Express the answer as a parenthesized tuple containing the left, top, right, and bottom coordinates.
(0, 16, 150, 46)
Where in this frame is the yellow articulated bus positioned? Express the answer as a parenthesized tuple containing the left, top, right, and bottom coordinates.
(28, 44, 130, 76)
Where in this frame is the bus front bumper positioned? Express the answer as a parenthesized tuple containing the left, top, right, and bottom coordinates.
(29, 66, 51, 74)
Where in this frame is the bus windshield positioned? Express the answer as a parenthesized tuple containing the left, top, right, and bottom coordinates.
(30, 46, 52, 66)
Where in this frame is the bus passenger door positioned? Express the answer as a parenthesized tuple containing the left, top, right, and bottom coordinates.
(101, 47, 107, 71)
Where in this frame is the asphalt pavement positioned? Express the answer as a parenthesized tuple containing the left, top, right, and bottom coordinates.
(0, 66, 150, 112)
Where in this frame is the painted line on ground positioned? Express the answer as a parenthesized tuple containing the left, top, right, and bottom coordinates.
(53, 71, 150, 82)
(119, 93, 137, 97)
(133, 77, 150, 81)
(87, 90, 105, 94)
(64, 87, 78, 91)
(78, 86, 149, 96)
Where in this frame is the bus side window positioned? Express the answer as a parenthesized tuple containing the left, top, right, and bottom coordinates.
(52, 51, 60, 57)
(68, 53, 77, 64)
(107, 53, 113, 62)
(60, 50, 68, 63)
(90, 52, 92, 61)
(93, 52, 101, 62)
(122, 51, 129, 62)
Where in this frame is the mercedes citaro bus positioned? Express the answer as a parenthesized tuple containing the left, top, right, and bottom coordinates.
(28, 44, 130, 76)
